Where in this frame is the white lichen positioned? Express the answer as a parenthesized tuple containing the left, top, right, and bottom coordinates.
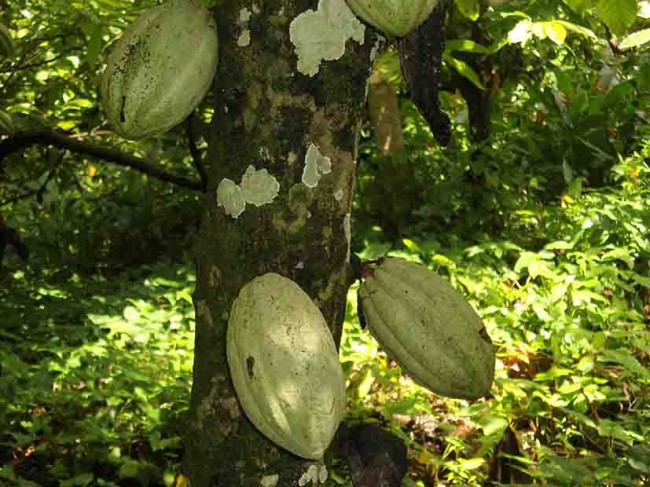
(237, 29, 251, 47)
(302, 143, 332, 188)
(298, 465, 320, 486)
(289, 0, 365, 76)
(237, 9, 251, 47)
(334, 188, 343, 201)
(216, 178, 246, 218)
(239, 7, 252, 22)
(370, 36, 384, 62)
(195, 300, 213, 327)
(318, 465, 328, 483)
(260, 474, 279, 487)
(343, 213, 351, 262)
(240, 165, 280, 206)
(258, 146, 272, 160)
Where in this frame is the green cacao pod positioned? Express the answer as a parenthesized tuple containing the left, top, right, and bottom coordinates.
(345, 0, 440, 37)
(100, 0, 218, 139)
(227, 273, 346, 460)
(358, 258, 495, 400)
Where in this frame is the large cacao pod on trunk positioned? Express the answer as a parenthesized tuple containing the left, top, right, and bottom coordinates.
(100, 0, 218, 139)
(227, 273, 346, 460)
(358, 258, 495, 400)
(345, 0, 440, 37)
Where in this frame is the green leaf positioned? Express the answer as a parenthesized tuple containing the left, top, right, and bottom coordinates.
(599, 350, 650, 379)
(444, 54, 485, 89)
(632, 273, 650, 287)
(628, 444, 650, 474)
(119, 459, 141, 479)
(562, 0, 593, 13)
(514, 251, 538, 273)
(85, 25, 104, 68)
(556, 20, 599, 40)
(456, 0, 480, 21)
(596, 0, 637, 36)
(600, 247, 634, 268)
(445, 39, 492, 55)
(402, 238, 422, 255)
(545, 240, 575, 250)
(459, 457, 485, 470)
(618, 28, 650, 50)
(60, 473, 94, 487)
(476, 415, 509, 436)
(545, 21, 568, 45)
(509, 20, 533, 44)
(596, 419, 644, 444)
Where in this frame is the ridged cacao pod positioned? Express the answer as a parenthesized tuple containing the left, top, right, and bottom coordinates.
(227, 273, 346, 460)
(345, 0, 440, 37)
(100, 0, 218, 139)
(358, 258, 495, 400)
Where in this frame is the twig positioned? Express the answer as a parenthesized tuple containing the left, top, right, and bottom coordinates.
(0, 149, 64, 207)
(0, 129, 202, 191)
(186, 114, 208, 192)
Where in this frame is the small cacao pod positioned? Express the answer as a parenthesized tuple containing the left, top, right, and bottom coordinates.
(358, 258, 495, 400)
(345, 0, 440, 37)
(227, 273, 346, 460)
(100, 0, 218, 139)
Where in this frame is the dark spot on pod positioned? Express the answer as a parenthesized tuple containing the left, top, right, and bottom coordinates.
(120, 96, 127, 123)
(479, 327, 492, 345)
(246, 356, 255, 378)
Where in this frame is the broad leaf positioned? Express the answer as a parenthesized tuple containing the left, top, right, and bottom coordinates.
(596, 0, 637, 36)
(618, 28, 650, 50)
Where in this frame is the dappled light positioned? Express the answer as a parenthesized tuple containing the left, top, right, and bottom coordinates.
(0, 265, 195, 485)
(1, 0, 649, 484)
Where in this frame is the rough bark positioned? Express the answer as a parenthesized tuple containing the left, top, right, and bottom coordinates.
(397, 3, 451, 146)
(367, 69, 403, 154)
(186, 1, 372, 485)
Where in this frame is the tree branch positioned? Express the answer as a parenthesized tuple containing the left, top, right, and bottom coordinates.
(0, 129, 202, 191)
(186, 115, 208, 192)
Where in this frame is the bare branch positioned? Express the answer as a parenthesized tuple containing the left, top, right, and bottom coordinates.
(186, 114, 208, 192)
(0, 129, 203, 191)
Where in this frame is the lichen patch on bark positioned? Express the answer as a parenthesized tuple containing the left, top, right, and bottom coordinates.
(261, 474, 280, 487)
(240, 165, 280, 206)
(289, 0, 365, 76)
(302, 143, 332, 188)
(196, 375, 238, 438)
(217, 178, 246, 218)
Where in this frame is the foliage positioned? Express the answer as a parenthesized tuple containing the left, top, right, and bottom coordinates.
(1, 0, 204, 270)
(3, 149, 645, 484)
(0, 264, 195, 486)
(344, 144, 650, 485)
(355, 0, 650, 241)
(1, 0, 649, 485)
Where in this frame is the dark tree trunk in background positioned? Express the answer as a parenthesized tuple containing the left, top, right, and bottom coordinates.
(458, 20, 492, 144)
(185, 1, 372, 485)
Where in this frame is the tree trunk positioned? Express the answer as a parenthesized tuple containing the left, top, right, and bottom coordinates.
(185, 1, 372, 485)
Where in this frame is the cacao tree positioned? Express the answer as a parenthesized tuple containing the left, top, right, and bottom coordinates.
(183, 1, 372, 484)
